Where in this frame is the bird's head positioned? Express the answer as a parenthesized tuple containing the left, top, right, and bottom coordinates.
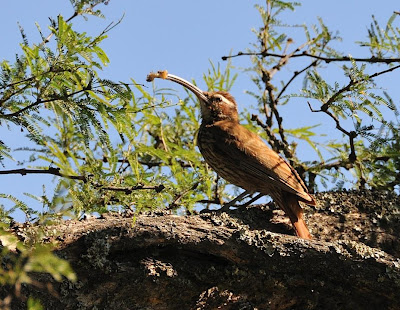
(201, 91, 238, 123)
(147, 71, 238, 123)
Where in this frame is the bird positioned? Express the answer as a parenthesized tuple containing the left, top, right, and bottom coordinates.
(147, 71, 316, 239)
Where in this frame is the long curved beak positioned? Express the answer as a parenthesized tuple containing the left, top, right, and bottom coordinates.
(147, 71, 208, 102)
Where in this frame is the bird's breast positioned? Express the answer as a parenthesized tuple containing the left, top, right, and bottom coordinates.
(197, 123, 260, 191)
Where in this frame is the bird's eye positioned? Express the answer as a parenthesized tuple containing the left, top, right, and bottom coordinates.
(214, 96, 222, 102)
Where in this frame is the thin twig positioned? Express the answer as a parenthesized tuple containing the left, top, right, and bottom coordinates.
(1, 88, 90, 118)
(308, 65, 400, 163)
(0, 167, 166, 194)
(276, 60, 318, 101)
(268, 39, 316, 79)
(322, 64, 400, 111)
(86, 13, 125, 48)
(98, 184, 165, 194)
(40, 1, 103, 45)
(167, 182, 199, 210)
(307, 63, 400, 163)
(308, 102, 357, 162)
(251, 113, 284, 151)
(309, 155, 393, 171)
(1, 82, 144, 118)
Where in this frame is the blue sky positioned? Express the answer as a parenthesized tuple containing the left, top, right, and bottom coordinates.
(1, 1, 399, 220)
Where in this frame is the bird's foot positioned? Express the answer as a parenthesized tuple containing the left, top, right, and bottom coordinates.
(219, 190, 251, 212)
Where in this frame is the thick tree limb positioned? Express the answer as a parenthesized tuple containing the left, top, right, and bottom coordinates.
(2, 190, 400, 309)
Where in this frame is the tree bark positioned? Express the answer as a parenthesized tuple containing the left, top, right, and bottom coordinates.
(2, 190, 400, 309)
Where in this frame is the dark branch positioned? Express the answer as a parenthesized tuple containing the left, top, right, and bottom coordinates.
(0, 167, 87, 181)
(0, 168, 166, 194)
(222, 51, 400, 64)
(167, 182, 199, 210)
(307, 63, 400, 163)
(97, 184, 165, 194)
(196, 199, 221, 205)
(249, 40, 321, 162)
(308, 102, 357, 162)
(322, 64, 400, 111)
(250, 114, 287, 153)
(0, 83, 32, 107)
(276, 60, 318, 101)
(267, 39, 316, 79)
(1, 88, 90, 118)
(1, 68, 73, 91)
(1, 81, 143, 119)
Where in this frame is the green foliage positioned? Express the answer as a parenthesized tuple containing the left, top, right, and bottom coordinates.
(27, 297, 44, 310)
(0, 0, 398, 223)
(0, 224, 76, 306)
(359, 13, 400, 57)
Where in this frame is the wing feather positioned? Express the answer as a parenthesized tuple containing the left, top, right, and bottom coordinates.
(202, 121, 315, 205)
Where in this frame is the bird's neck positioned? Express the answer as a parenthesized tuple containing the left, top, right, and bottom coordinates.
(201, 117, 240, 129)
(201, 112, 239, 125)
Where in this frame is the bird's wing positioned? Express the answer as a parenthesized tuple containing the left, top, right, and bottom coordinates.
(209, 121, 315, 205)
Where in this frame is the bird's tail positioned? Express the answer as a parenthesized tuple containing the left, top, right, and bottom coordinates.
(292, 217, 312, 240)
(277, 193, 312, 240)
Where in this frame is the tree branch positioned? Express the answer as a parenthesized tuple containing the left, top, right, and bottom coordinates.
(40, 1, 103, 46)
(97, 184, 165, 194)
(1, 88, 90, 118)
(222, 51, 400, 64)
(1, 67, 72, 91)
(267, 39, 316, 80)
(322, 64, 400, 111)
(308, 102, 358, 162)
(167, 182, 199, 210)
(276, 60, 318, 101)
(249, 39, 322, 161)
(0, 167, 87, 181)
(307, 64, 400, 163)
(0, 168, 166, 194)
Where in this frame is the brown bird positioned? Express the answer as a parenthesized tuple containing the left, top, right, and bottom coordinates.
(147, 71, 315, 239)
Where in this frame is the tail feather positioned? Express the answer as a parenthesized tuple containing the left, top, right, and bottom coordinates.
(277, 193, 312, 240)
(292, 218, 312, 240)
